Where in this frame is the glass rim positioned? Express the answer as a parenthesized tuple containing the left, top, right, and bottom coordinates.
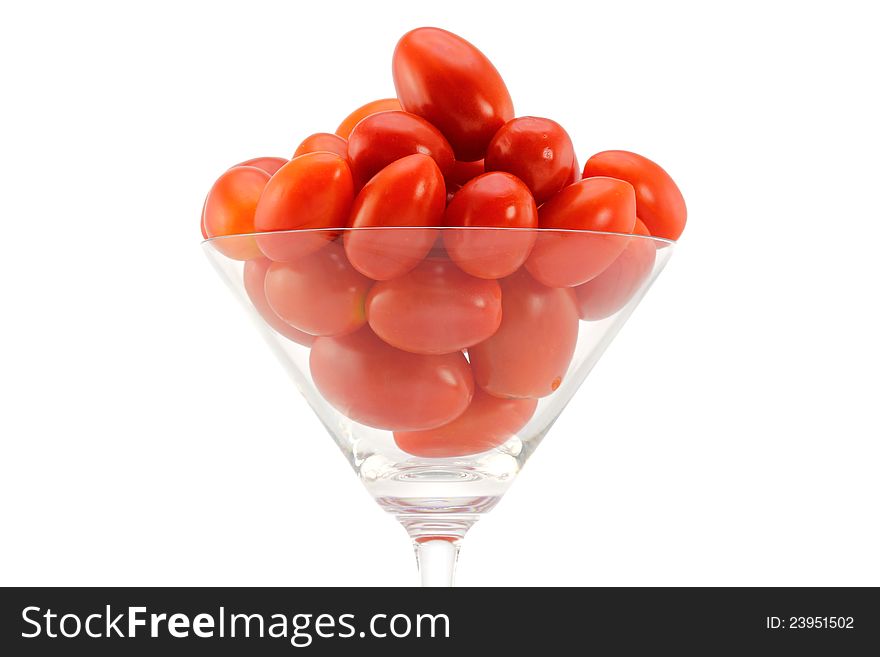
(202, 226, 676, 247)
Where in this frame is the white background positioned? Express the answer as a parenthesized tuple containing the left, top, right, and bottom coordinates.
(1, 0, 878, 586)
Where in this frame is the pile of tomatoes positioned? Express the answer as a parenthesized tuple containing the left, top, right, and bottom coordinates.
(202, 27, 686, 459)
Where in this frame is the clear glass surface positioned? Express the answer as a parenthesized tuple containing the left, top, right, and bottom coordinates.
(203, 227, 673, 585)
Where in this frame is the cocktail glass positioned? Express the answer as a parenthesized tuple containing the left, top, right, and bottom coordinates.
(203, 226, 673, 586)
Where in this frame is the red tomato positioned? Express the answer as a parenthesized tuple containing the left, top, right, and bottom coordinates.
(310, 327, 474, 431)
(254, 152, 354, 262)
(293, 133, 348, 160)
(243, 259, 314, 347)
(485, 117, 576, 204)
(525, 177, 637, 287)
(347, 110, 454, 186)
(344, 154, 445, 280)
(366, 257, 501, 355)
(443, 172, 538, 279)
(574, 218, 656, 320)
(448, 159, 485, 187)
(469, 269, 579, 399)
(335, 98, 402, 139)
(582, 150, 686, 240)
(393, 27, 514, 161)
(394, 389, 537, 458)
(235, 156, 288, 175)
(203, 165, 270, 260)
(265, 242, 372, 336)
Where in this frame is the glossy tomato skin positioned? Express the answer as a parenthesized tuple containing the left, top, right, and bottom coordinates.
(203, 165, 271, 260)
(347, 110, 454, 186)
(344, 154, 445, 280)
(310, 327, 474, 431)
(235, 156, 288, 175)
(335, 98, 402, 139)
(293, 133, 349, 160)
(394, 389, 537, 458)
(393, 27, 514, 161)
(574, 218, 656, 320)
(254, 152, 354, 262)
(469, 269, 579, 399)
(526, 177, 637, 287)
(366, 257, 501, 355)
(243, 259, 314, 346)
(582, 150, 686, 240)
(443, 172, 538, 279)
(265, 242, 372, 337)
(485, 117, 576, 204)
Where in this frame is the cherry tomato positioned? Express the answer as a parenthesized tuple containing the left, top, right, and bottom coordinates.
(344, 154, 445, 280)
(485, 117, 576, 204)
(310, 327, 474, 431)
(574, 218, 656, 321)
(394, 389, 537, 458)
(293, 133, 348, 160)
(265, 242, 372, 336)
(582, 150, 686, 240)
(335, 98, 402, 139)
(243, 259, 314, 346)
(448, 159, 485, 187)
(393, 27, 514, 161)
(525, 177, 637, 287)
(235, 156, 288, 175)
(443, 172, 538, 279)
(366, 257, 501, 355)
(203, 165, 270, 260)
(254, 152, 354, 262)
(348, 110, 454, 186)
(468, 269, 579, 399)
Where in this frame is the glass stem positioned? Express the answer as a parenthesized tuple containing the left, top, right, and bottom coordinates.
(414, 539, 460, 587)
(398, 513, 477, 587)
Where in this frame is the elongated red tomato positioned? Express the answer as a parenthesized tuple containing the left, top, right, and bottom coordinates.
(486, 117, 576, 204)
(348, 110, 454, 185)
(254, 152, 354, 262)
(393, 27, 514, 161)
(574, 218, 656, 320)
(235, 156, 288, 175)
(582, 150, 686, 240)
(243, 259, 314, 347)
(310, 327, 474, 431)
(335, 98, 402, 139)
(293, 133, 348, 160)
(345, 154, 445, 280)
(366, 257, 501, 354)
(203, 165, 270, 260)
(265, 242, 372, 336)
(469, 269, 579, 399)
(394, 389, 538, 458)
(444, 172, 538, 279)
(526, 177, 637, 287)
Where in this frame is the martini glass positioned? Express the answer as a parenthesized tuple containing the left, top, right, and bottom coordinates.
(204, 227, 673, 586)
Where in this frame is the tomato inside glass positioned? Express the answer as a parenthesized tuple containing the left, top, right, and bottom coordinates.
(469, 268, 579, 399)
(310, 327, 474, 431)
(394, 389, 537, 458)
(366, 256, 501, 355)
